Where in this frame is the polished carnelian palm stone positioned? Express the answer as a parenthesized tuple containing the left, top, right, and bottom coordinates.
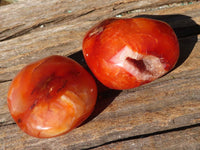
(7, 55, 97, 138)
(83, 18, 179, 89)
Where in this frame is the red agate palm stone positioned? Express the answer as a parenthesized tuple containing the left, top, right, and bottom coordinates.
(82, 18, 179, 89)
(7, 55, 97, 138)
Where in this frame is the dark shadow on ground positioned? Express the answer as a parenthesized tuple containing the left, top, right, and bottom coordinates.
(68, 51, 121, 126)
